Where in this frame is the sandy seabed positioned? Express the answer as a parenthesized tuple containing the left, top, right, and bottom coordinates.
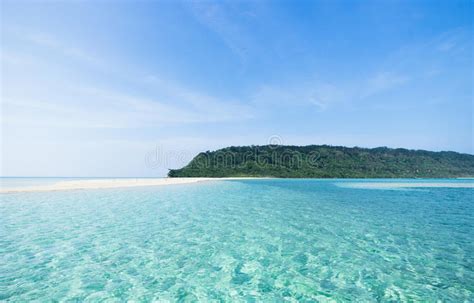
(338, 182, 474, 189)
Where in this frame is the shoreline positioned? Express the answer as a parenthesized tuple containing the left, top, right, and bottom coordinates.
(0, 178, 258, 194)
(2, 177, 473, 194)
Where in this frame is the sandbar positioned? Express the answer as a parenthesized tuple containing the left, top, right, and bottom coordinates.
(0, 178, 223, 193)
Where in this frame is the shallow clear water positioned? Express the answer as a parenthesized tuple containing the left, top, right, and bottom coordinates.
(1, 179, 473, 301)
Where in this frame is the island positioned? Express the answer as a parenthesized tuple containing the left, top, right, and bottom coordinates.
(168, 145, 474, 178)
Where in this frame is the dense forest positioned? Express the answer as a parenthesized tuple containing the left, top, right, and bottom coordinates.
(168, 145, 474, 178)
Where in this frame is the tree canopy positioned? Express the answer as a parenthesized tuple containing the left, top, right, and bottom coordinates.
(168, 145, 474, 178)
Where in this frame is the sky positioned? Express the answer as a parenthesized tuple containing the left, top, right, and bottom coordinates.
(1, 0, 473, 177)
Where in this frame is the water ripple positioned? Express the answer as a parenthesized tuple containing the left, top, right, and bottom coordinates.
(1, 180, 473, 301)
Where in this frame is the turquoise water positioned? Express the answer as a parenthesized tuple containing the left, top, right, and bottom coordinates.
(1, 179, 473, 301)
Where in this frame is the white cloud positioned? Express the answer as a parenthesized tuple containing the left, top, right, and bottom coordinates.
(1, 29, 255, 130)
(360, 72, 409, 99)
(26, 32, 101, 65)
(186, 1, 256, 62)
(142, 75, 254, 121)
(434, 28, 469, 53)
(250, 71, 410, 112)
(2, 82, 255, 129)
(307, 83, 344, 111)
(251, 81, 346, 112)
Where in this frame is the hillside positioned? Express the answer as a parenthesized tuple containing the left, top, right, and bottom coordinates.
(168, 145, 474, 178)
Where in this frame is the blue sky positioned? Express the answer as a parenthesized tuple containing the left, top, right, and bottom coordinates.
(1, 0, 472, 176)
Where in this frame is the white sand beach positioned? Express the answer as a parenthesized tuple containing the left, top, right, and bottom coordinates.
(0, 178, 223, 193)
(3, 179, 473, 193)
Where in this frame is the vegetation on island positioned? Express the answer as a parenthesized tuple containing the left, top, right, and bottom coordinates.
(168, 145, 474, 178)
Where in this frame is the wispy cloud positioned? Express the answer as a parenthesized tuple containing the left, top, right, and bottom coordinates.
(2, 82, 254, 129)
(26, 32, 101, 65)
(142, 75, 254, 121)
(249, 70, 410, 112)
(185, 1, 257, 63)
(258, 29, 471, 112)
(360, 72, 410, 99)
(2, 29, 255, 129)
(434, 28, 470, 53)
(251, 81, 346, 112)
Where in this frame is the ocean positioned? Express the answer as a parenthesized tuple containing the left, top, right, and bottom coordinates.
(1, 178, 473, 301)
